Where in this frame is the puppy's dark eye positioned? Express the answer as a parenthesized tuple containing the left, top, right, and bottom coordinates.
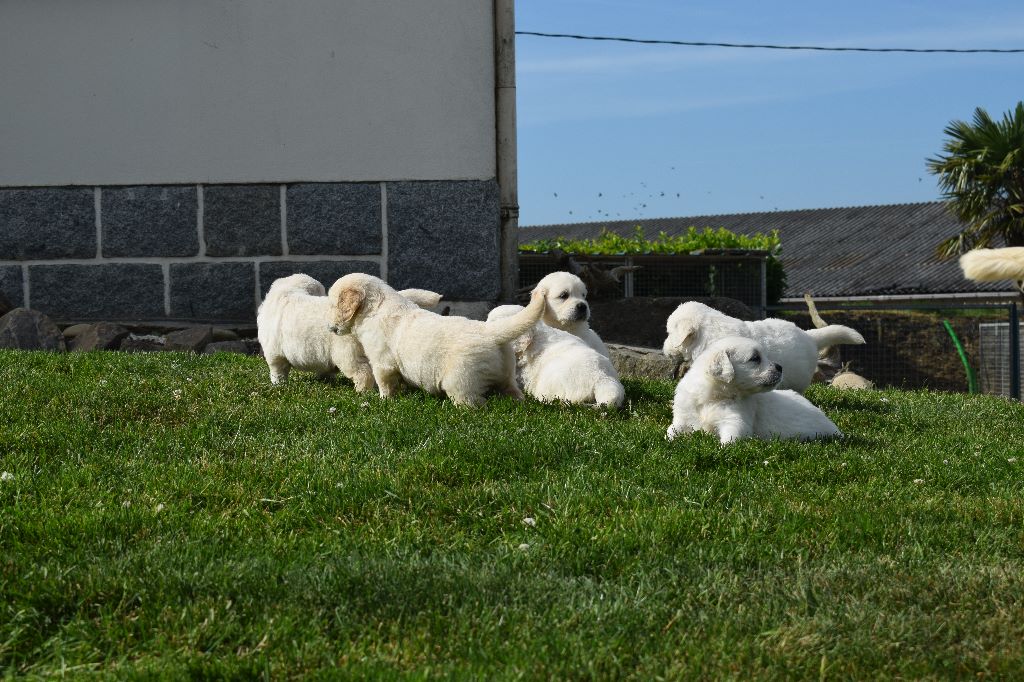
(557, 291, 569, 299)
(749, 352, 761, 363)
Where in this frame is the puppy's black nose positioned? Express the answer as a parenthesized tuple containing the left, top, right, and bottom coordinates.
(574, 301, 588, 318)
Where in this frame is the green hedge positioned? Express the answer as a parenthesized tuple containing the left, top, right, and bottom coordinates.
(520, 226, 788, 304)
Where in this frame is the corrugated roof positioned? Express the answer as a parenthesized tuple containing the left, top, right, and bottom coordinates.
(520, 201, 1016, 298)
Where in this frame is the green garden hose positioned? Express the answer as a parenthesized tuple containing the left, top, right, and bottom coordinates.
(942, 320, 978, 394)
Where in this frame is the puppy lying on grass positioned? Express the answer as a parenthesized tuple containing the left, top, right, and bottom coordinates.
(257, 273, 441, 390)
(663, 301, 864, 393)
(533, 271, 611, 358)
(487, 305, 625, 408)
(666, 336, 842, 445)
(327, 273, 547, 407)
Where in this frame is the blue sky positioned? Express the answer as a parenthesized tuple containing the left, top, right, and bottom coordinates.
(515, 0, 1024, 227)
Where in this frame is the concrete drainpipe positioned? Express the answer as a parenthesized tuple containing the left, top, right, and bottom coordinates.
(494, 0, 518, 301)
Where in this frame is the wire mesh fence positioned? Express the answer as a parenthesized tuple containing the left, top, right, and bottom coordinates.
(771, 301, 1021, 398)
(977, 320, 1023, 397)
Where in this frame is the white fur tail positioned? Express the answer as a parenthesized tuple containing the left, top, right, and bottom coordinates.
(483, 289, 546, 344)
(398, 288, 443, 309)
(805, 325, 865, 350)
(595, 378, 625, 409)
(960, 247, 1024, 282)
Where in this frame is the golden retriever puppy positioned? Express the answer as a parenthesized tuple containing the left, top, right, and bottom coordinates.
(487, 304, 625, 408)
(534, 271, 610, 358)
(959, 247, 1024, 283)
(257, 273, 441, 391)
(326, 273, 547, 407)
(666, 336, 842, 444)
(663, 301, 864, 393)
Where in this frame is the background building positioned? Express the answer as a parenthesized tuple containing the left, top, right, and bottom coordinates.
(0, 0, 518, 322)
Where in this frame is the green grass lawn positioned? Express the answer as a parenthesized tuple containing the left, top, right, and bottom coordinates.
(2, 349, 1024, 679)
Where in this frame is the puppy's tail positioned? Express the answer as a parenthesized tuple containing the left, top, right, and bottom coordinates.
(264, 273, 325, 301)
(805, 324, 865, 351)
(594, 378, 625, 409)
(960, 247, 1024, 282)
(484, 287, 547, 344)
(398, 288, 443, 309)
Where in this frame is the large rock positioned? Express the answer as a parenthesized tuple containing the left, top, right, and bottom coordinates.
(204, 339, 262, 356)
(164, 326, 213, 353)
(120, 334, 167, 353)
(0, 308, 66, 351)
(62, 323, 92, 338)
(68, 322, 130, 352)
(211, 327, 240, 342)
(607, 343, 687, 381)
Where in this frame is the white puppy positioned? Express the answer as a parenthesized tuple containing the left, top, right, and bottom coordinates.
(257, 273, 441, 391)
(326, 273, 547, 407)
(667, 336, 842, 444)
(534, 271, 610, 358)
(959, 247, 1024, 283)
(487, 305, 625, 408)
(663, 301, 864, 393)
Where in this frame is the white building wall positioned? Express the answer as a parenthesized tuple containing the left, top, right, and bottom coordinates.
(0, 0, 496, 186)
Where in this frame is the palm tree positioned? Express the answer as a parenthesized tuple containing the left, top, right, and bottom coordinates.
(928, 101, 1024, 258)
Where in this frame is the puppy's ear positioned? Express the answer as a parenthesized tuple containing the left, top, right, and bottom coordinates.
(707, 349, 734, 383)
(671, 319, 699, 348)
(336, 286, 364, 324)
(511, 330, 533, 356)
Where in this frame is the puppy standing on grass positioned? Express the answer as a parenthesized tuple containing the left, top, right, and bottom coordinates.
(487, 305, 625, 408)
(534, 271, 611, 358)
(666, 336, 842, 444)
(327, 273, 547, 407)
(663, 301, 864, 393)
(257, 273, 441, 391)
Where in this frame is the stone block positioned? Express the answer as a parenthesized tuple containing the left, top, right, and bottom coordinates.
(102, 186, 198, 257)
(286, 183, 381, 255)
(0, 308, 66, 351)
(203, 185, 282, 257)
(0, 187, 95, 259)
(386, 180, 500, 299)
(258, 260, 381, 298)
(439, 301, 490, 320)
(68, 322, 131, 352)
(0, 265, 20, 312)
(169, 263, 256, 322)
(29, 264, 165, 320)
(0, 266, 23, 311)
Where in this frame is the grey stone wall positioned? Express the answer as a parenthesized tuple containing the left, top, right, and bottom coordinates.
(0, 180, 499, 322)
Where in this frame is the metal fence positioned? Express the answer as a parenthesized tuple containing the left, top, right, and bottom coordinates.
(770, 301, 1021, 399)
(519, 251, 768, 315)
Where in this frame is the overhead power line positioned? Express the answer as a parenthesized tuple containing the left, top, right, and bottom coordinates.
(515, 30, 1024, 54)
